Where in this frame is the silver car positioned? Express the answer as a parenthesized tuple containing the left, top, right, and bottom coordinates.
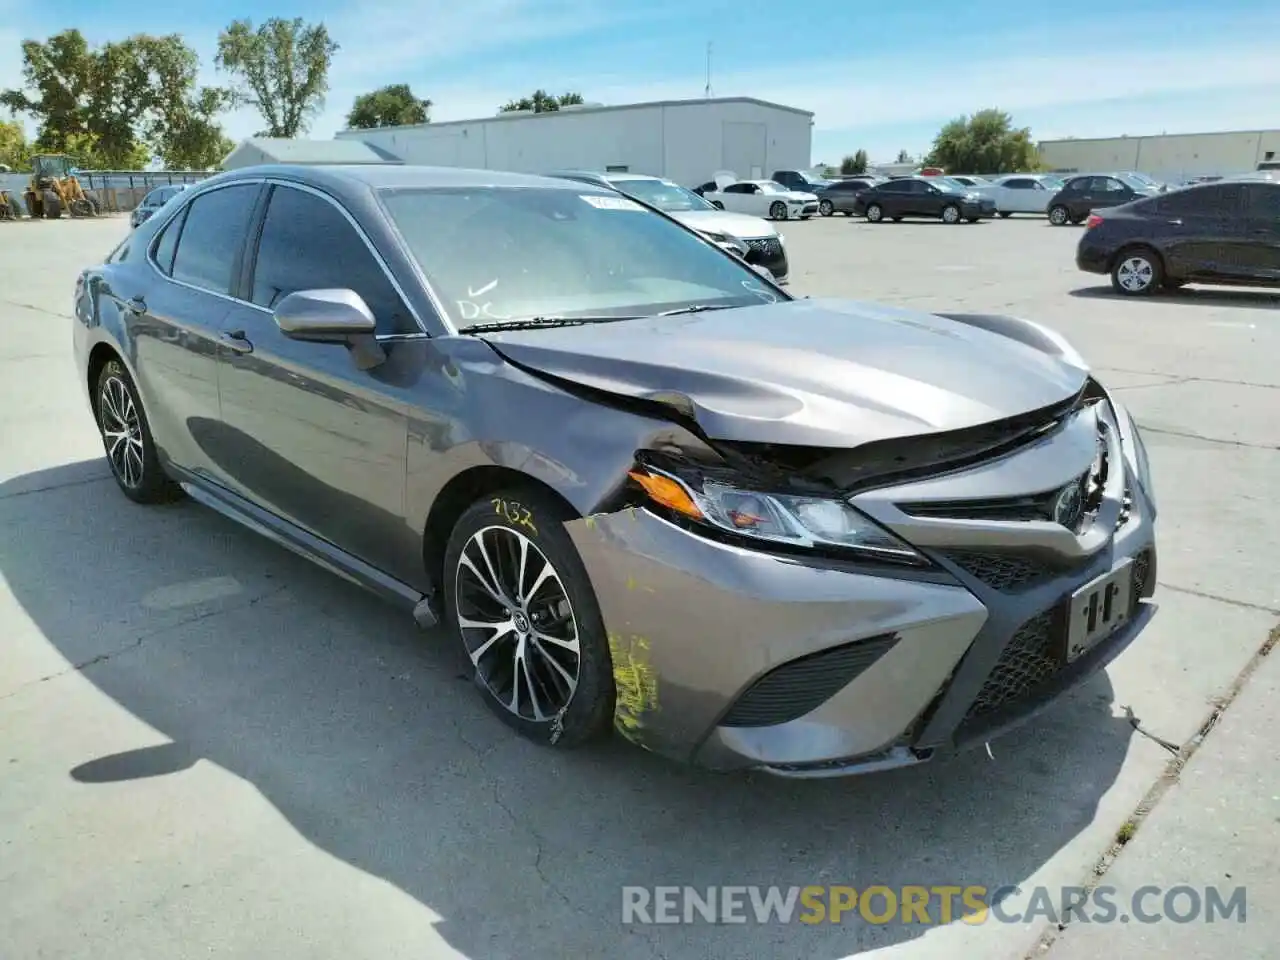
(549, 171, 789, 282)
(74, 163, 1158, 778)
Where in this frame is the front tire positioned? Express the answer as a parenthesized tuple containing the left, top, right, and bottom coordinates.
(1111, 247, 1163, 296)
(819, 199, 834, 217)
(443, 487, 615, 747)
(941, 204, 961, 224)
(1048, 205, 1070, 226)
(769, 201, 788, 220)
(999, 211, 1013, 218)
(865, 203, 884, 223)
(94, 359, 183, 504)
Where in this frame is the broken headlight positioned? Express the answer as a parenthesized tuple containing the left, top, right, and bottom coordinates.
(628, 465, 925, 564)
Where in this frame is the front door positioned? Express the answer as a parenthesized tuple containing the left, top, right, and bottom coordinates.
(211, 182, 425, 583)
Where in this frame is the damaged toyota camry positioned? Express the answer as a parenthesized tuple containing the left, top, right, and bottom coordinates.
(74, 164, 1159, 777)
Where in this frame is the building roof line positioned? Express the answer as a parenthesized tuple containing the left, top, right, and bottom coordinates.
(334, 96, 814, 136)
(1039, 127, 1280, 145)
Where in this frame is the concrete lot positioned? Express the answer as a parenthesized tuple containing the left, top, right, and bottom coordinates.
(1, 212, 1276, 960)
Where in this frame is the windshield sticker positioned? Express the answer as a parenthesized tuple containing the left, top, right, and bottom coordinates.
(580, 194, 644, 211)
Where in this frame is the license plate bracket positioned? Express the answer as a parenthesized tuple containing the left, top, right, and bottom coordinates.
(1062, 558, 1134, 663)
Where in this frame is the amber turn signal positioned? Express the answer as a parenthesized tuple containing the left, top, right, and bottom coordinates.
(628, 470, 704, 519)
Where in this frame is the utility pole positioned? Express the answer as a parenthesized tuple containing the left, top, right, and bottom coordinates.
(704, 42, 713, 99)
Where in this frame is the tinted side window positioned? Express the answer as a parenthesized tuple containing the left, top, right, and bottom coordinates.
(724, 184, 749, 194)
(151, 205, 188, 276)
(1005, 178, 1033, 189)
(1245, 183, 1280, 218)
(249, 185, 417, 336)
(170, 184, 259, 295)
(1064, 178, 1087, 193)
(1155, 188, 1216, 216)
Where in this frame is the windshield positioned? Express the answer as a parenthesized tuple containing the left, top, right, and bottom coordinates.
(612, 178, 714, 212)
(938, 178, 971, 191)
(379, 186, 783, 329)
(1124, 171, 1159, 186)
(1040, 175, 1065, 188)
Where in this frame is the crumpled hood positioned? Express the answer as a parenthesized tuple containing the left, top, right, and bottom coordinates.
(668, 208, 778, 240)
(480, 298, 1089, 447)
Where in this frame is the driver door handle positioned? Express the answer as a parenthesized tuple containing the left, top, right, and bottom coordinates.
(220, 330, 253, 355)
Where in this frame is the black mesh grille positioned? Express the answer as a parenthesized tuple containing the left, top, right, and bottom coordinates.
(962, 612, 1061, 723)
(1131, 547, 1154, 608)
(719, 634, 897, 727)
(939, 550, 1058, 591)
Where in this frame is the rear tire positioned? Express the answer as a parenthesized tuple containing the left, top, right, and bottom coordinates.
(1048, 205, 1070, 226)
(442, 487, 616, 748)
(865, 203, 884, 222)
(1110, 246, 1164, 296)
(42, 190, 62, 219)
(94, 359, 183, 504)
(941, 204, 961, 224)
(998, 211, 1013, 218)
(819, 199, 834, 216)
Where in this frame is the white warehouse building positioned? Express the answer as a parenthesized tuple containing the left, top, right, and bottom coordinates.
(1039, 128, 1280, 180)
(333, 97, 814, 187)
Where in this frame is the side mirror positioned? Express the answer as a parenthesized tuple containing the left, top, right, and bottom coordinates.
(274, 288, 377, 342)
(273, 288, 385, 369)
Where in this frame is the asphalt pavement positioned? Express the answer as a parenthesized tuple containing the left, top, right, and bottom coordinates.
(1, 212, 1276, 960)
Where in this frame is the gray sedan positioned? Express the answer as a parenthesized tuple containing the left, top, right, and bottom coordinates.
(815, 177, 879, 216)
(73, 163, 1159, 777)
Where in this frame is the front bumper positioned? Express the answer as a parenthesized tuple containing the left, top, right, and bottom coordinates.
(567, 391, 1157, 777)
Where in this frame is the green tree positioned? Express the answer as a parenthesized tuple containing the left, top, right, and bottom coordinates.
(499, 90, 584, 114)
(924, 109, 1038, 174)
(0, 29, 230, 169)
(215, 18, 339, 137)
(157, 87, 236, 169)
(0, 118, 29, 169)
(840, 150, 868, 174)
(346, 83, 431, 129)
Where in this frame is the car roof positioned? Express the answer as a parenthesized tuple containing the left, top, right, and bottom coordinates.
(210, 163, 613, 194)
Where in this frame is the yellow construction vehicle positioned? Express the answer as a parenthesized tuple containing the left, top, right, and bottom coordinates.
(23, 154, 101, 219)
(0, 190, 21, 220)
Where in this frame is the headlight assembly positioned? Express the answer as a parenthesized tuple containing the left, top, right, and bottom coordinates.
(627, 465, 926, 564)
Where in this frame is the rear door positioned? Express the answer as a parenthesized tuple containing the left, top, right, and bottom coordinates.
(1000, 177, 1036, 212)
(1239, 181, 1280, 280)
(123, 181, 263, 479)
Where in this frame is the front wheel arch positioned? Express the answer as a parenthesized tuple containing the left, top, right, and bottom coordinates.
(422, 465, 581, 605)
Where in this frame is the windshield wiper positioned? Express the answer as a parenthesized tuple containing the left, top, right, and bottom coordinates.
(457, 315, 637, 334)
(653, 303, 739, 318)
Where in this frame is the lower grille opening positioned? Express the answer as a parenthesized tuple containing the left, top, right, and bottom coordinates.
(719, 634, 898, 727)
(963, 612, 1061, 724)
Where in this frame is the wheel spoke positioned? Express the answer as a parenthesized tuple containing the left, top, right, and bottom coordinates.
(531, 638, 577, 702)
(533, 629, 579, 654)
(459, 616, 516, 665)
(521, 556, 556, 606)
(459, 548, 508, 607)
(515, 643, 545, 720)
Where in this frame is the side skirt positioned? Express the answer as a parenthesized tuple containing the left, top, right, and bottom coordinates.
(171, 466, 439, 629)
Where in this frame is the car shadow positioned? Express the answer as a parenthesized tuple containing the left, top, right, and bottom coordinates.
(1069, 286, 1280, 308)
(1, 460, 1136, 960)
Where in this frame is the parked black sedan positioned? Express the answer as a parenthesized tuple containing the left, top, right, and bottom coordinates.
(852, 177, 995, 223)
(1076, 177, 1280, 295)
(1046, 174, 1158, 226)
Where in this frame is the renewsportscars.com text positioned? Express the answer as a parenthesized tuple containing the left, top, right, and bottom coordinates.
(621, 884, 1247, 926)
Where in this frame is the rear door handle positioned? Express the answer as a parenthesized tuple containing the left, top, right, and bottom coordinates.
(219, 330, 253, 355)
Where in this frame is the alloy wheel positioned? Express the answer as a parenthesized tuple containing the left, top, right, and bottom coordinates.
(98, 375, 145, 489)
(1116, 256, 1155, 293)
(1049, 206, 1068, 225)
(819, 199, 834, 217)
(866, 204, 883, 222)
(770, 201, 787, 220)
(942, 205, 960, 223)
(454, 525, 581, 721)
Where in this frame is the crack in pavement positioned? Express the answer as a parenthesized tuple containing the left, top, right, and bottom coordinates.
(1135, 423, 1279, 451)
(0, 297, 70, 320)
(0, 584, 290, 703)
(0, 472, 111, 501)
(1158, 582, 1280, 615)
(1028, 622, 1280, 958)
(1101, 367, 1280, 392)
